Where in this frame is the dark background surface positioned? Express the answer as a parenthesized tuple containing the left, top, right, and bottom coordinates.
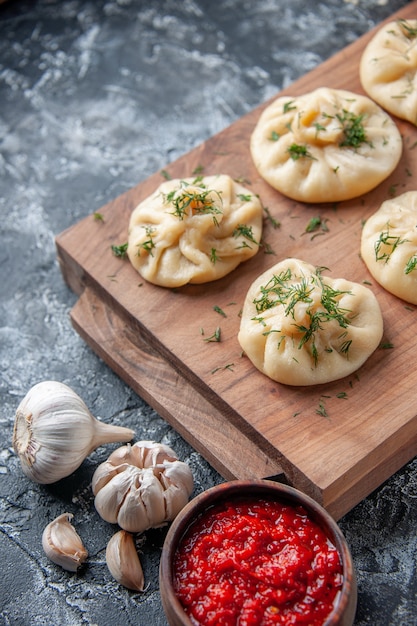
(1, 0, 416, 624)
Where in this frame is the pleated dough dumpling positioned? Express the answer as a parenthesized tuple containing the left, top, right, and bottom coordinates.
(360, 19, 417, 125)
(250, 87, 402, 203)
(238, 258, 383, 386)
(361, 191, 417, 304)
(127, 175, 263, 288)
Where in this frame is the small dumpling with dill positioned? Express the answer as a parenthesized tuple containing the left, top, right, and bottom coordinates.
(360, 19, 417, 125)
(361, 191, 417, 305)
(250, 87, 402, 203)
(238, 258, 383, 386)
(127, 175, 263, 288)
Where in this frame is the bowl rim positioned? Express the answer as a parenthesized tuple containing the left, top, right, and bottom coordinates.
(159, 478, 357, 626)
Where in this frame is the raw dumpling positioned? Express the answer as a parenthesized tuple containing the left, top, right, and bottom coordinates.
(127, 175, 263, 288)
(238, 258, 383, 386)
(361, 191, 417, 304)
(250, 87, 402, 203)
(360, 19, 417, 125)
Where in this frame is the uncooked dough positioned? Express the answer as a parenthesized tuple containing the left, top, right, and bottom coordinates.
(360, 19, 417, 125)
(361, 190, 417, 304)
(127, 175, 263, 288)
(238, 258, 384, 386)
(250, 87, 402, 203)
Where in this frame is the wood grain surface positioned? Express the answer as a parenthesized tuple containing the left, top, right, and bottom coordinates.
(56, 2, 417, 520)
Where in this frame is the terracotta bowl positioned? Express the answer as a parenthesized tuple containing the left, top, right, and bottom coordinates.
(159, 479, 357, 626)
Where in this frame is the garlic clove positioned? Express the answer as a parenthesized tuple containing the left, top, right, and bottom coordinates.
(12, 380, 135, 484)
(42, 513, 88, 572)
(116, 468, 166, 533)
(104, 443, 139, 467)
(91, 460, 130, 494)
(161, 459, 195, 496)
(106, 530, 144, 591)
(139, 468, 169, 526)
(159, 461, 195, 520)
(131, 440, 177, 467)
(93, 464, 139, 524)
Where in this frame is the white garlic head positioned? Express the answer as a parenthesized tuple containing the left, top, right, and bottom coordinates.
(92, 440, 194, 533)
(12, 380, 135, 484)
(42, 513, 88, 572)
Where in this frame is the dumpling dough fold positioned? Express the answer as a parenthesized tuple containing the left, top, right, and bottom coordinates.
(250, 87, 402, 203)
(238, 258, 383, 386)
(361, 191, 417, 304)
(127, 175, 263, 288)
(360, 19, 417, 125)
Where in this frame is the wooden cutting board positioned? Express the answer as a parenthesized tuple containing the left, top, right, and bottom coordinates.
(56, 3, 417, 520)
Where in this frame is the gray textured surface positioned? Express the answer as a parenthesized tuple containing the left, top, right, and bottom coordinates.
(1, 0, 416, 624)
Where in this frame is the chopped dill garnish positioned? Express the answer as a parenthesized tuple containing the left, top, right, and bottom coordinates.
(336, 109, 370, 149)
(204, 327, 221, 342)
(136, 226, 156, 256)
(336, 392, 348, 399)
(398, 19, 417, 39)
(380, 341, 394, 349)
(211, 363, 234, 374)
(305, 216, 321, 232)
(283, 100, 296, 113)
(111, 242, 128, 258)
(252, 266, 353, 366)
(313, 122, 327, 136)
(287, 143, 316, 161)
(165, 178, 223, 224)
(316, 399, 329, 418)
(405, 255, 417, 274)
(213, 305, 226, 317)
(261, 239, 276, 255)
(210, 248, 219, 264)
(263, 206, 281, 229)
(374, 223, 409, 263)
(233, 223, 259, 249)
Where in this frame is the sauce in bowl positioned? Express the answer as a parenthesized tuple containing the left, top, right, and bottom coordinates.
(173, 497, 343, 625)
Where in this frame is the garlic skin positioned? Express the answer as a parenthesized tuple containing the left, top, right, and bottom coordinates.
(106, 529, 144, 591)
(42, 513, 88, 572)
(92, 440, 194, 533)
(12, 381, 135, 484)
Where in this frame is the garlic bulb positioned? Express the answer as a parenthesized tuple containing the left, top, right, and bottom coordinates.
(92, 440, 194, 533)
(106, 529, 144, 591)
(42, 513, 88, 572)
(12, 381, 135, 484)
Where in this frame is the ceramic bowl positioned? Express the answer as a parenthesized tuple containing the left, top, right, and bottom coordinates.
(159, 479, 357, 626)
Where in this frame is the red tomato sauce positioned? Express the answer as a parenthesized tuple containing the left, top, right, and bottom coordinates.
(173, 497, 343, 626)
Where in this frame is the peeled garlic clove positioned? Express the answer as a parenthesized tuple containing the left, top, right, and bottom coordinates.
(12, 380, 135, 484)
(42, 513, 88, 572)
(106, 530, 144, 591)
